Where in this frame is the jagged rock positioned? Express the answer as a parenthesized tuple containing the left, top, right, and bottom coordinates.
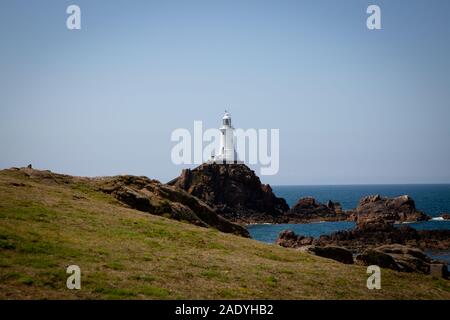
(276, 231, 353, 264)
(168, 163, 289, 223)
(275, 230, 313, 248)
(309, 195, 446, 251)
(291, 197, 332, 216)
(315, 224, 450, 252)
(327, 200, 343, 214)
(441, 213, 450, 220)
(276, 224, 450, 263)
(355, 195, 430, 230)
(95, 175, 250, 237)
(280, 197, 349, 223)
(355, 244, 448, 278)
(304, 245, 354, 264)
(415, 229, 450, 251)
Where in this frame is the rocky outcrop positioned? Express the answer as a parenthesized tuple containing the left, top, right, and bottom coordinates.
(276, 230, 314, 248)
(12, 167, 249, 237)
(441, 213, 450, 220)
(278, 194, 430, 225)
(170, 168, 434, 227)
(95, 175, 249, 237)
(355, 244, 448, 278)
(276, 229, 448, 278)
(303, 194, 446, 252)
(279, 194, 432, 225)
(354, 195, 430, 230)
(280, 197, 349, 223)
(314, 225, 450, 252)
(302, 245, 354, 264)
(168, 163, 289, 223)
(276, 231, 353, 264)
(274, 193, 449, 278)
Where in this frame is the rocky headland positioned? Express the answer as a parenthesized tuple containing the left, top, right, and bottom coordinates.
(7, 167, 249, 237)
(167, 163, 347, 224)
(167, 163, 437, 227)
(167, 163, 289, 223)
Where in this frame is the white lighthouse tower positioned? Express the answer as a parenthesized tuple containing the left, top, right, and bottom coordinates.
(210, 111, 240, 164)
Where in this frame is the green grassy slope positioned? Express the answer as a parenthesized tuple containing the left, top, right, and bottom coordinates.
(0, 168, 449, 299)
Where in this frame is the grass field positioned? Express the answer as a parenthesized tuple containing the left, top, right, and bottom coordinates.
(0, 168, 449, 299)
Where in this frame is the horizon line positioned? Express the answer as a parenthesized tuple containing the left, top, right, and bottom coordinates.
(271, 183, 450, 187)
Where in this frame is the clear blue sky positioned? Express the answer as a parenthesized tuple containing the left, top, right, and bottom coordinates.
(1, 0, 450, 185)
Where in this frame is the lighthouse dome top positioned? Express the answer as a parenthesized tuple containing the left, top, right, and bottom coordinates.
(222, 111, 231, 119)
(222, 111, 232, 127)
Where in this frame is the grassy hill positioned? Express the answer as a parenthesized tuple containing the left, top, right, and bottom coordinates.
(0, 168, 449, 299)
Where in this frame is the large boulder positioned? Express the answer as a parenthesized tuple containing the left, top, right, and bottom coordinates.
(355, 244, 448, 278)
(167, 163, 289, 223)
(280, 197, 349, 223)
(276, 230, 314, 248)
(275, 230, 353, 264)
(304, 245, 354, 264)
(355, 195, 430, 230)
(355, 249, 400, 271)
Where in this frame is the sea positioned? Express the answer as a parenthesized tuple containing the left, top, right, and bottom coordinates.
(247, 184, 450, 263)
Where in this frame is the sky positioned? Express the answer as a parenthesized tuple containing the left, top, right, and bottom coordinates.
(1, 0, 450, 185)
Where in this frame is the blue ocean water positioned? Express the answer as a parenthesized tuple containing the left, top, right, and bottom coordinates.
(247, 185, 450, 262)
(248, 221, 356, 244)
(247, 220, 450, 244)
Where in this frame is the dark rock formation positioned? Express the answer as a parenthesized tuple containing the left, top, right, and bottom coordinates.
(327, 200, 343, 214)
(304, 194, 446, 251)
(303, 245, 354, 264)
(280, 197, 349, 223)
(279, 194, 430, 225)
(276, 231, 353, 264)
(95, 175, 250, 237)
(276, 230, 314, 248)
(276, 229, 449, 277)
(168, 163, 289, 223)
(314, 225, 450, 252)
(356, 244, 448, 278)
(356, 248, 400, 271)
(274, 193, 449, 278)
(441, 213, 450, 220)
(354, 195, 430, 230)
(277, 194, 430, 225)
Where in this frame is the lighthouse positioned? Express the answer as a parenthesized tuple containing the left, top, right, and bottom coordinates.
(210, 111, 240, 164)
